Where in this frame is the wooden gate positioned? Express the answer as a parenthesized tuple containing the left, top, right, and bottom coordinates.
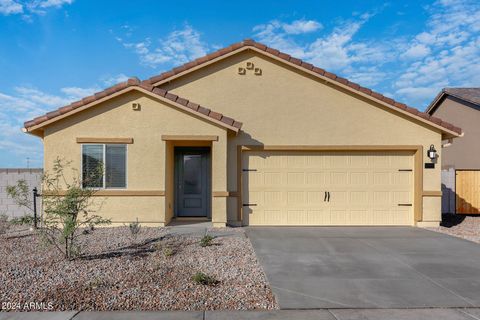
(456, 170, 480, 214)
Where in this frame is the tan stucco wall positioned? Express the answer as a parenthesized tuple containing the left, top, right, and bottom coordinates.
(43, 90, 228, 226)
(161, 49, 443, 225)
(431, 97, 480, 169)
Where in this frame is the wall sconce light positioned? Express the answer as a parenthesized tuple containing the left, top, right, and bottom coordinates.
(427, 144, 437, 160)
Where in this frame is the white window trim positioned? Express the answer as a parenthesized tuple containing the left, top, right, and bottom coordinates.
(81, 143, 128, 190)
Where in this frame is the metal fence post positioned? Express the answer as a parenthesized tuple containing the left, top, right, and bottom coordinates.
(33, 187, 38, 229)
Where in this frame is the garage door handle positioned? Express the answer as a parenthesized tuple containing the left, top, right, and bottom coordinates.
(398, 204, 412, 206)
(324, 191, 327, 202)
(327, 191, 330, 202)
(243, 203, 257, 206)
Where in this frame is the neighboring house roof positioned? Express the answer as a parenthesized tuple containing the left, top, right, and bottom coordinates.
(23, 78, 242, 135)
(24, 39, 461, 137)
(426, 88, 480, 115)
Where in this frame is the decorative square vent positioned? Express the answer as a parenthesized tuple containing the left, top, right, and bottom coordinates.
(238, 67, 246, 75)
(132, 103, 141, 111)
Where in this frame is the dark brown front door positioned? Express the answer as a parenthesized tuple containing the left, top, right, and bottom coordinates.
(174, 147, 210, 217)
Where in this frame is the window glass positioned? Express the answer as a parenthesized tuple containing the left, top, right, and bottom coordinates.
(106, 145, 126, 188)
(82, 144, 104, 188)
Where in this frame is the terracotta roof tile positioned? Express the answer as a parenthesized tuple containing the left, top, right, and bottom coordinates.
(187, 101, 200, 111)
(233, 121, 243, 129)
(24, 78, 242, 131)
(220, 116, 234, 126)
(312, 67, 325, 75)
(266, 47, 279, 55)
(324, 71, 337, 80)
(165, 92, 178, 102)
(335, 77, 348, 85)
(197, 106, 210, 115)
(289, 57, 302, 65)
(176, 97, 189, 106)
(253, 42, 267, 51)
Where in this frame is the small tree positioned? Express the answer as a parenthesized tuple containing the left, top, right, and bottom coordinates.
(41, 158, 110, 259)
(6, 179, 36, 227)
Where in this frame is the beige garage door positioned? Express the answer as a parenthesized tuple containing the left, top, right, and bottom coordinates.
(242, 151, 414, 226)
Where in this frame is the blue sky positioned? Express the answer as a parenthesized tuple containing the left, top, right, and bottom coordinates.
(0, 0, 479, 168)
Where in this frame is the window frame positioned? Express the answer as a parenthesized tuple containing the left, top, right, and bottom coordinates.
(81, 143, 128, 190)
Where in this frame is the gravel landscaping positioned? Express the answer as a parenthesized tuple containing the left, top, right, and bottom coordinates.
(0, 226, 278, 311)
(426, 214, 480, 244)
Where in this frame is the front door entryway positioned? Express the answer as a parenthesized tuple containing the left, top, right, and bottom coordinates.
(174, 147, 210, 217)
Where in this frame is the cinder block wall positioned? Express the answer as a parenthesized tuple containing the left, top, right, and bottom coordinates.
(0, 168, 43, 218)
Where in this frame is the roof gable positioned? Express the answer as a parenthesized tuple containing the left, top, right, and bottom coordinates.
(147, 39, 461, 138)
(23, 78, 242, 136)
(426, 88, 480, 115)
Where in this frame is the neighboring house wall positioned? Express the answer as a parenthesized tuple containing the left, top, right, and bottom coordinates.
(431, 96, 480, 169)
(429, 96, 480, 214)
(0, 168, 42, 218)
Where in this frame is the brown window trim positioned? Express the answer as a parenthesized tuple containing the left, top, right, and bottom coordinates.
(76, 138, 133, 144)
(161, 135, 219, 141)
(44, 190, 165, 196)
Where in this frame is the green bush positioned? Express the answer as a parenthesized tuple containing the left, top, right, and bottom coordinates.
(163, 247, 174, 257)
(200, 234, 214, 247)
(9, 214, 35, 226)
(192, 272, 219, 286)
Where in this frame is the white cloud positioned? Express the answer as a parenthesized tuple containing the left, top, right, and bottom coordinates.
(0, 0, 22, 15)
(0, 0, 72, 16)
(34, 0, 72, 8)
(401, 44, 431, 59)
(393, 0, 480, 106)
(101, 74, 130, 86)
(253, 14, 390, 86)
(282, 19, 322, 34)
(60, 86, 100, 99)
(0, 84, 96, 165)
(118, 24, 211, 68)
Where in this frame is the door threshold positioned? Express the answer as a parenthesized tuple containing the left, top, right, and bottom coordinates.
(173, 217, 210, 222)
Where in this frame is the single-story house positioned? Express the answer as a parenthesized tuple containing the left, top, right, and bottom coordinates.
(426, 88, 480, 214)
(23, 39, 462, 227)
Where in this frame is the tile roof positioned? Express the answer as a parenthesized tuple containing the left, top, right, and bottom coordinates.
(23, 78, 242, 131)
(146, 39, 462, 135)
(444, 88, 480, 106)
(426, 88, 480, 115)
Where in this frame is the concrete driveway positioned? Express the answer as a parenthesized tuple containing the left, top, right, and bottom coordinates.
(246, 227, 480, 309)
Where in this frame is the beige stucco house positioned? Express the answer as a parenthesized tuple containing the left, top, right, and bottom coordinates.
(24, 39, 462, 227)
(426, 88, 480, 214)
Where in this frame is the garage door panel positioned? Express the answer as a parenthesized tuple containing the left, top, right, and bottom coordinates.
(243, 151, 414, 226)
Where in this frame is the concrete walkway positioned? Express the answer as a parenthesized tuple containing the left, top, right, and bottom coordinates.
(3, 309, 480, 319)
(247, 227, 480, 309)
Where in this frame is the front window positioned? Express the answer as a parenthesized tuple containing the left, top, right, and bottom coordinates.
(82, 144, 126, 188)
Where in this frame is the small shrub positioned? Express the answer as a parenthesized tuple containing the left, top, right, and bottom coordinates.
(163, 247, 175, 257)
(200, 234, 214, 247)
(0, 214, 9, 235)
(128, 218, 141, 244)
(192, 272, 219, 286)
(86, 276, 107, 290)
(10, 214, 35, 226)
